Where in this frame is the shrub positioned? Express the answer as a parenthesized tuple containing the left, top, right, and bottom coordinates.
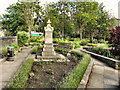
(80, 40, 88, 46)
(2, 47, 7, 57)
(31, 47, 38, 54)
(72, 42, 81, 49)
(29, 37, 38, 42)
(109, 26, 120, 55)
(98, 39, 108, 44)
(71, 51, 85, 57)
(17, 31, 28, 47)
(69, 38, 74, 41)
(87, 48, 112, 57)
(55, 48, 69, 54)
(7, 58, 34, 88)
(87, 43, 97, 47)
(31, 46, 43, 54)
(92, 39, 98, 44)
(60, 51, 91, 88)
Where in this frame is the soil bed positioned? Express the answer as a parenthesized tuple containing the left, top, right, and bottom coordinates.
(25, 53, 82, 88)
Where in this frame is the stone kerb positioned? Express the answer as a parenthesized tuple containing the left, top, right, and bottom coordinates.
(77, 58, 94, 88)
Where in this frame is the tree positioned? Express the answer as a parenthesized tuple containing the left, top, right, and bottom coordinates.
(1, 2, 42, 37)
(1, 3, 27, 36)
(18, 1, 42, 39)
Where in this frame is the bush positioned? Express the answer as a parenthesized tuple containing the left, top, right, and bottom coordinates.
(7, 58, 34, 88)
(80, 40, 88, 46)
(31, 47, 38, 54)
(55, 48, 69, 55)
(98, 39, 108, 44)
(69, 38, 74, 41)
(2, 47, 7, 57)
(60, 51, 91, 88)
(87, 43, 97, 47)
(87, 47, 112, 57)
(29, 37, 38, 42)
(72, 42, 81, 49)
(31, 46, 43, 54)
(92, 39, 98, 44)
(17, 31, 28, 47)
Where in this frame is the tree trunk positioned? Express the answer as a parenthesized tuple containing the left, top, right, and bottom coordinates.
(28, 24, 31, 40)
(90, 33, 93, 43)
(79, 24, 82, 40)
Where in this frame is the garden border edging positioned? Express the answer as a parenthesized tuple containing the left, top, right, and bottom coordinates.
(80, 49, 120, 70)
(77, 58, 94, 88)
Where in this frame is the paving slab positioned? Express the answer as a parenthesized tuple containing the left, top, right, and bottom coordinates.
(0, 48, 33, 89)
(87, 58, 119, 88)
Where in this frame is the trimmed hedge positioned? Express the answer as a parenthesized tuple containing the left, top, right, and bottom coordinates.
(60, 51, 91, 88)
(55, 48, 69, 54)
(7, 58, 34, 88)
(31, 46, 43, 54)
(87, 47, 112, 57)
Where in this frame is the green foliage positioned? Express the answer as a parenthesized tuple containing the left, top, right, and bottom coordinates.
(92, 39, 98, 44)
(7, 58, 34, 88)
(55, 48, 69, 54)
(71, 51, 85, 57)
(17, 31, 28, 47)
(4, 30, 12, 36)
(10, 43, 19, 51)
(31, 46, 43, 54)
(60, 51, 91, 88)
(2, 47, 7, 57)
(98, 39, 108, 44)
(72, 42, 81, 49)
(31, 47, 38, 54)
(29, 36, 43, 43)
(80, 40, 89, 46)
(87, 48, 112, 57)
(87, 43, 97, 47)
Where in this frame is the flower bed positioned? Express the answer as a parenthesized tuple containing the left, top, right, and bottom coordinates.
(7, 49, 91, 89)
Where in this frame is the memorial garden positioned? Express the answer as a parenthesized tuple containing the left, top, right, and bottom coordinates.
(0, 0, 120, 89)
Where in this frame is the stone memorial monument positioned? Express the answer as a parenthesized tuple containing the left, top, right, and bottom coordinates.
(42, 19, 56, 58)
(37, 19, 67, 61)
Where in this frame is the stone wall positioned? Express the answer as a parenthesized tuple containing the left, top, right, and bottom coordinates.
(0, 36, 17, 48)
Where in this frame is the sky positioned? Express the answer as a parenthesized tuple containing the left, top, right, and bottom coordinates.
(0, 0, 120, 18)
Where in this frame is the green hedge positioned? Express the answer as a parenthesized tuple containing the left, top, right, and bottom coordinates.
(31, 46, 43, 54)
(7, 58, 34, 88)
(87, 47, 112, 57)
(60, 51, 91, 88)
(55, 48, 69, 54)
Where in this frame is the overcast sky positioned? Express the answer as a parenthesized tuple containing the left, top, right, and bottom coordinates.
(0, 0, 120, 18)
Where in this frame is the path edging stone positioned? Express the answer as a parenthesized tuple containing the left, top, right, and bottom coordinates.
(77, 57, 94, 89)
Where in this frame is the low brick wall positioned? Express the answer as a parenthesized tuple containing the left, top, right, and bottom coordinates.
(80, 49, 120, 70)
(0, 36, 17, 48)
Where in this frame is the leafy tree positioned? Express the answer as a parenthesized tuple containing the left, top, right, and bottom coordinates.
(1, 3, 28, 36)
(18, 1, 42, 39)
(1, 2, 42, 37)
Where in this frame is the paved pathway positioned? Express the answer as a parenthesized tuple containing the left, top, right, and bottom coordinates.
(87, 58, 119, 88)
(0, 48, 34, 89)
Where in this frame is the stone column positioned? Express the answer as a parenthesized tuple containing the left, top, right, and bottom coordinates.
(42, 20, 56, 58)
